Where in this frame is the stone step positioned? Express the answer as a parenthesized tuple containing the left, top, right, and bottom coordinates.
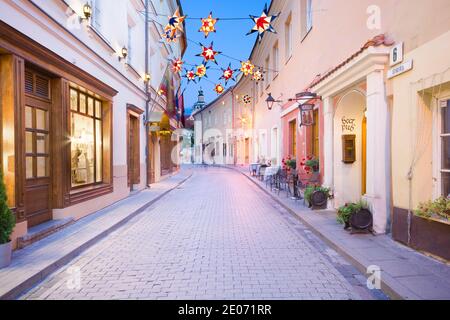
(17, 218, 75, 250)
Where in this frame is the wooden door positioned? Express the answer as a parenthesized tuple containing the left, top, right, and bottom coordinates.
(127, 114, 140, 188)
(245, 138, 250, 164)
(24, 96, 52, 227)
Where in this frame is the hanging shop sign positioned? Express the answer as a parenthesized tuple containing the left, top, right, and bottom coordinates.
(387, 59, 413, 79)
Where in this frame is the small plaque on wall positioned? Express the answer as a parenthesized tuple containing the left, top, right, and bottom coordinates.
(342, 134, 356, 164)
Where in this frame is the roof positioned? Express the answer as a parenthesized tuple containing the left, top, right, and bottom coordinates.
(309, 34, 394, 89)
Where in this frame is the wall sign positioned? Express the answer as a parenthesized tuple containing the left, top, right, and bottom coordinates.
(390, 42, 404, 66)
(387, 59, 413, 79)
(341, 117, 356, 133)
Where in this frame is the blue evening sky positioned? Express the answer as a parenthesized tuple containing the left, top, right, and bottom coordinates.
(179, 0, 271, 115)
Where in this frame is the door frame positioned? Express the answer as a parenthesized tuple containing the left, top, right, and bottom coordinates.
(126, 104, 143, 189)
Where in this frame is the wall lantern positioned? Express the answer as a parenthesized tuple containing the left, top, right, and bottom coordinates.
(289, 91, 322, 127)
(144, 73, 151, 82)
(265, 93, 282, 111)
(82, 3, 92, 20)
(119, 46, 128, 61)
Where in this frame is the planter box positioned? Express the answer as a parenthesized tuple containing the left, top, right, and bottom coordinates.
(0, 241, 12, 269)
(393, 207, 450, 261)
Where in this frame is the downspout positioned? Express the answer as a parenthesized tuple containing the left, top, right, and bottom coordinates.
(144, 0, 150, 188)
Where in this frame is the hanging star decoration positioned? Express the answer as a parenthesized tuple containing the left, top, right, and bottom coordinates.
(199, 12, 217, 38)
(240, 60, 255, 76)
(252, 68, 264, 83)
(195, 64, 208, 79)
(243, 95, 252, 105)
(247, 3, 280, 42)
(171, 58, 184, 74)
(196, 42, 221, 64)
(184, 68, 197, 83)
(220, 63, 238, 85)
(214, 83, 225, 95)
(163, 7, 186, 43)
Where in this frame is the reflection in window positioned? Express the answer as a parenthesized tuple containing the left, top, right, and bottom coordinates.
(70, 88, 103, 188)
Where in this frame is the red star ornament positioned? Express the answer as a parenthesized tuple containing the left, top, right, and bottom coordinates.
(247, 4, 280, 42)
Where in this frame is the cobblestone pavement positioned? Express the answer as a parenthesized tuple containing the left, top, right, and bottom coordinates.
(22, 166, 386, 300)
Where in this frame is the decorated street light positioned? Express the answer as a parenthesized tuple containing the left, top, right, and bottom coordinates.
(265, 93, 282, 111)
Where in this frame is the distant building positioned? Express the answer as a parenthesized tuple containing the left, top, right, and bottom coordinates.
(192, 87, 234, 165)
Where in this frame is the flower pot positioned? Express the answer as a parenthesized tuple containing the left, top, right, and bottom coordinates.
(310, 190, 328, 210)
(349, 209, 373, 234)
(0, 241, 12, 269)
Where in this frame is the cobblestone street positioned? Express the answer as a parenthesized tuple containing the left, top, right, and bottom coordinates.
(21, 167, 383, 300)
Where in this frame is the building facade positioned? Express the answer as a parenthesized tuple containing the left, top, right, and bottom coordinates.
(231, 0, 450, 258)
(0, 0, 186, 248)
(193, 87, 234, 165)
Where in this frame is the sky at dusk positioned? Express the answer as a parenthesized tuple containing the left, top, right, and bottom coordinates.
(179, 0, 271, 115)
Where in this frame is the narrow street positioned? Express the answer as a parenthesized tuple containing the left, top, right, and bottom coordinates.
(21, 167, 384, 300)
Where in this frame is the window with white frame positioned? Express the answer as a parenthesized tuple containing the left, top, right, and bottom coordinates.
(285, 13, 292, 61)
(91, 0, 102, 31)
(440, 99, 450, 197)
(306, 0, 313, 32)
(264, 56, 270, 88)
(301, 0, 313, 39)
(127, 23, 135, 65)
(272, 42, 279, 80)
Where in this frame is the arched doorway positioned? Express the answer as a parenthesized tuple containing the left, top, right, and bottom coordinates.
(333, 89, 366, 207)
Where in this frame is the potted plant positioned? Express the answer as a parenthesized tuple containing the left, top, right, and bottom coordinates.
(337, 200, 372, 233)
(0, 170, 16, 269)
(304, 185, 331, 210)
(282, 156, 296, 173)
(414, 197, 450, 222)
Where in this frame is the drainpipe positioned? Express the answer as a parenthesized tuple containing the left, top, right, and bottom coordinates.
(144, 0, 150, 188)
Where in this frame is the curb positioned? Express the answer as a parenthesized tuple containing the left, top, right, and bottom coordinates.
(2, 172, 193, 300)
(226, 165, 404, 300)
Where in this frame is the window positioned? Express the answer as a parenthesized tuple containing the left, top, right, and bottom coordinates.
(70, 88, 103, 188)
(25, 106, 50, 179)
(127, 24, 134, 65)
(271, 127, 278, 165)
(285, 13, 292, 61)
(230, 143, 234, 157)
(441, 100, 450, 197)
(223, 143, 227, 157)
(272, 42, 279, 80)
(301, 0, 313, 39)
(312, 109, 319, 158)
(91, 0, 102, 31)
(264, 56, 270, 88)
(289, 119, 297, 156)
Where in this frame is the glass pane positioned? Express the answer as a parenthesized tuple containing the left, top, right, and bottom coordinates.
(25, 106, 33, 128)
(442, 136, 450, 170)
(96, 119, 103, 182)
(87, 97, 94, 116)
(70, 89, 78, 111)
(36, 133, 48, 154)
(36, 157, 48, 177)
(36, 108, 47, 130)
(95, 100, 102, 119)
(79, 93, 86, 114)
(26, 157, 33, 179)
(443, 103, 450, 134)
(442, 171, 450, 198)
(26, 132, 33, 154)
(71, 113, 95, 187)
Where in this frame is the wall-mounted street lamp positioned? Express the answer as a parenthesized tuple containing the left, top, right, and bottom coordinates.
(265, 93, 283, 111)
(144, 73, 151, 82)
(83, 3, 92, 19)
(288, 91, 322, 127)
(119, 46, 128, 62)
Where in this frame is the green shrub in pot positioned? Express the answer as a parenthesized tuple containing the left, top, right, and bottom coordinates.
(0, 170, 15, 245)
